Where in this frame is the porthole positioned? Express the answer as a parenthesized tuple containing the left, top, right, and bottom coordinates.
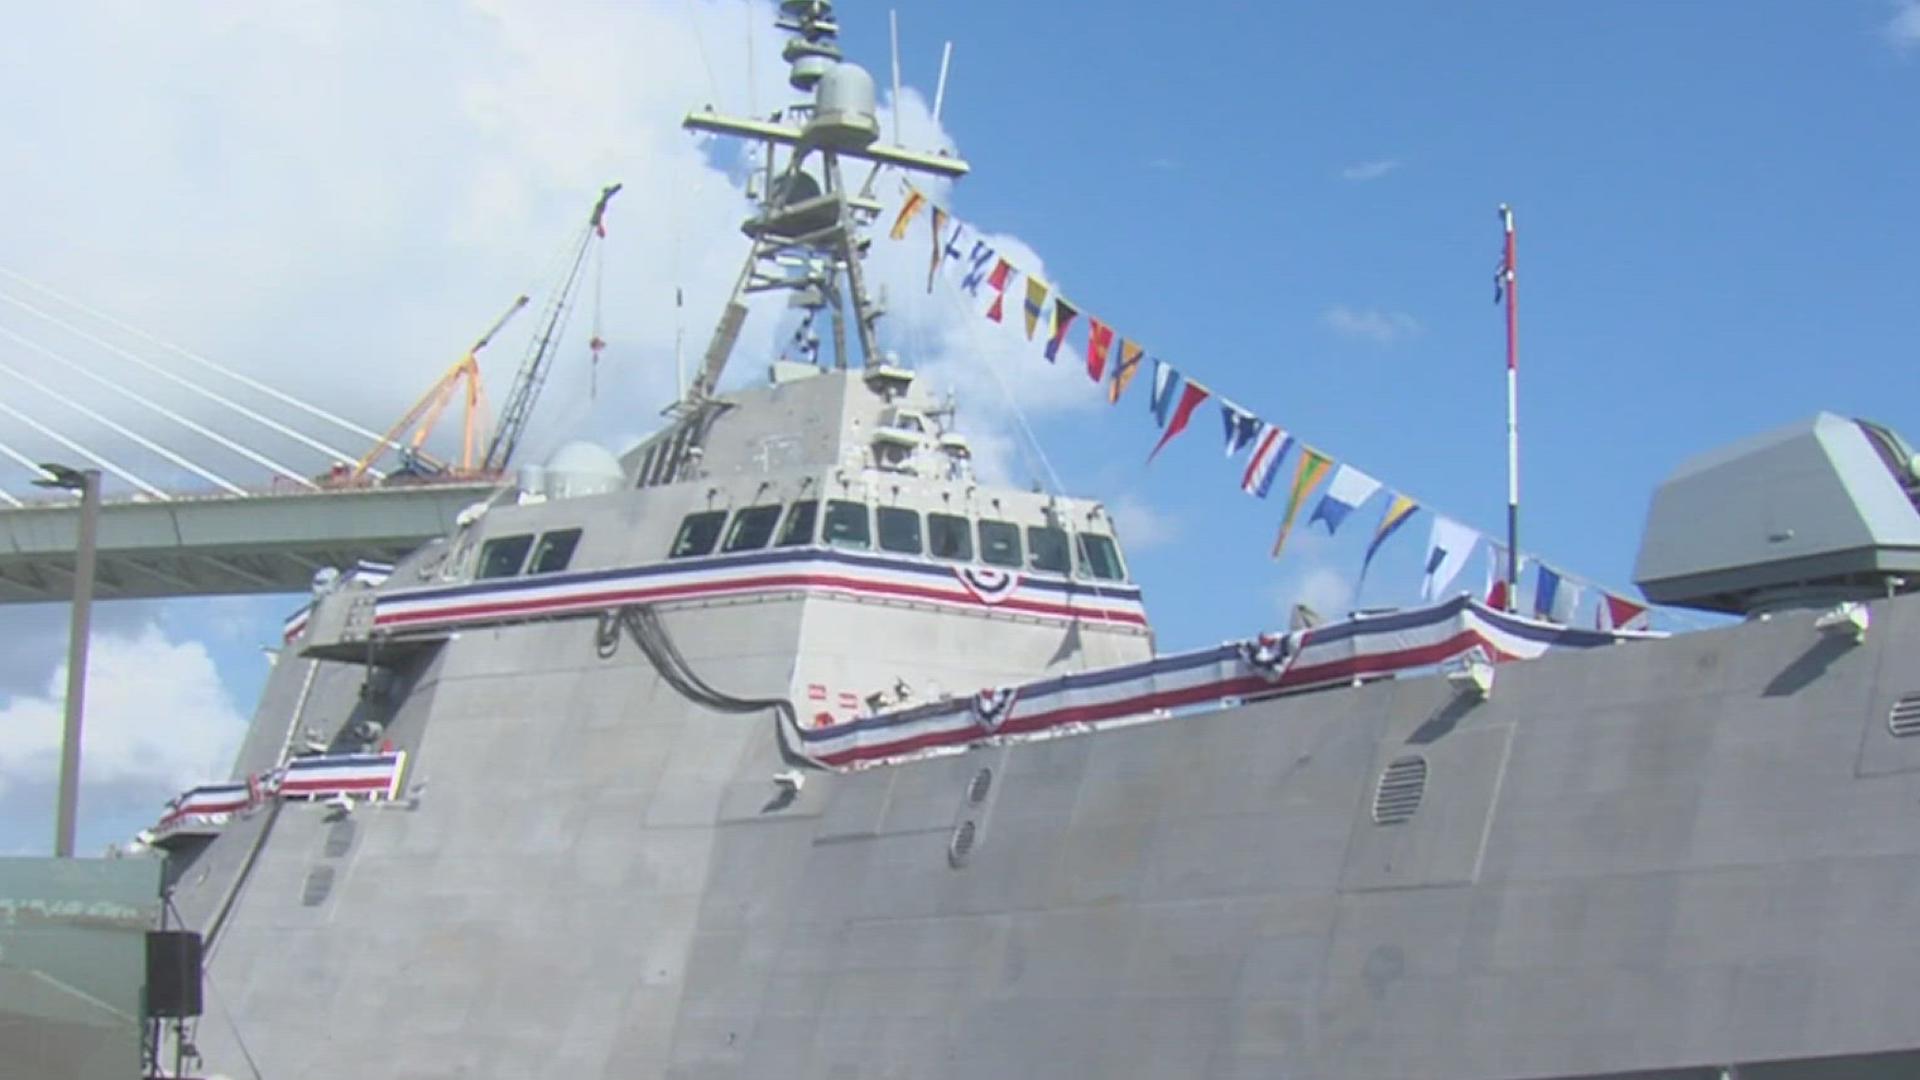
(967, 767, 993, 806)
(947, 819, 978, 868)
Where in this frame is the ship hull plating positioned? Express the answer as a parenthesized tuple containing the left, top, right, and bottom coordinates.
(166, 590, 1920, 1079)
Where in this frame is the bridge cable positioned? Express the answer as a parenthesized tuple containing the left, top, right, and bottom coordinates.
(0, 265, 387, 444)
(0, 393, 168, 499)
(0, 437, 61, 506)
(0, 290, 370, 481)
(0, 348, 239, 495)
(0, 325, 315, 490)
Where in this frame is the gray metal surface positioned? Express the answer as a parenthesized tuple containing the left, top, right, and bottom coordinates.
(0, 480, 498, 601)
(1634, 413, 1920, 613)
(167, 587, 1920, 1079)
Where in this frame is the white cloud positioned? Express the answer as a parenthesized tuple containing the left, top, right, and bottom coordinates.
(1108, 493, 1181, 551)
(1340, 159, 1402, 182)
(1323, 305, 1422, 345)
(0, 2, 1094, 499)
(0, 622, 248, 845)
(1891, 2, 1920, 50)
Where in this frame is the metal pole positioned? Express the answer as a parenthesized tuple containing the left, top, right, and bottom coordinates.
(1499, 205, 1520, 613)
(54, 468, 100, 857)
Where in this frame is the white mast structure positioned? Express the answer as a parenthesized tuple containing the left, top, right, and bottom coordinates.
(679, 0, 968, 407)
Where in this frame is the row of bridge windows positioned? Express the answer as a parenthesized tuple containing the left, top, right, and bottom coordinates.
(475, 528, 583, 580)
(669, 500, 1127, 581)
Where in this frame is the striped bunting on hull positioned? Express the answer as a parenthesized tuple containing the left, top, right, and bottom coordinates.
(367, 548, 1149, 635)
(798, 595, 1656, 769)
(277, 751, 408, 800)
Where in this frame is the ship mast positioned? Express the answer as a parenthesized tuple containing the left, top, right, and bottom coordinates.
(678, 0, 968, 408)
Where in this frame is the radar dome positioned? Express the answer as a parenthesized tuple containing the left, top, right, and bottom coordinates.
(543, 440, 625, 499)
(808, 63, 879, 150)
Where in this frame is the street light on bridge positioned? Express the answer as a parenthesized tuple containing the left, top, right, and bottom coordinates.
(33, 463, 100, 858)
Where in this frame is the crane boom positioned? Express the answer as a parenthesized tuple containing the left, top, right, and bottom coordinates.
(481, 183, 623, 473)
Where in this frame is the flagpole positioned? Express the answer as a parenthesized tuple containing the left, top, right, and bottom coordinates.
(1499, 204, 1520, 613)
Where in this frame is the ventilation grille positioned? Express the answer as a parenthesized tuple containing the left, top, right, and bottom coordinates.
(1890, 694, 1920, 737)
(1372, 756, 1428, 825)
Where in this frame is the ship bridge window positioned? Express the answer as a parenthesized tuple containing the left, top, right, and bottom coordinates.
(527, 528, 583, 574)
(822, 500, 871, 549)
(978, 519, 1022, 569)
(776, 500, 818, 546)
(723, 505, 782, 553)
(477, 534, 534, 579)
(1076, 533, 1125, 582)
(928, 513, 973, 561)
(877, 507, 923, 555)
(669, 510, 727, 559)
(1026, 525, 1071, 575)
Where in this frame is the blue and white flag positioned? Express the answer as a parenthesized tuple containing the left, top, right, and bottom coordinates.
(959, 239, 996, 293)
(1239, 424, 1293, 499)
(1220, 401, 1262, 457)
(1420, 515, 1479, 601)
(1149, 359, 1181, 428)
(1533, 564, 1582, 623)
(1307, 464, 1381, 536)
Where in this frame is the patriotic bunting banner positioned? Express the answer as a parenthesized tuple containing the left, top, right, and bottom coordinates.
(796, 595, 1656, 770)
(890, 188, 927, 240)
(984, 258, 1014, 322)
(1109, 340, 1144, 403)
(1241, 424, 1292, 498)
(1046, 298, 1079, 362)
(1149, 380, 1211, 462)
(1272, 448, 1334, 558)
(1086, 318, 1115, 383)
(1023, 277, 1049, 340)
(1362, 494, 1420, 581)
(1421, 516, 1480, 601)
(1221, 402, 1261, 457)
(1307, 464, 1381, 536)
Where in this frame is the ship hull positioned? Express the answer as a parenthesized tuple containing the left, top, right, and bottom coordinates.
(171, 592, 1920, 1078)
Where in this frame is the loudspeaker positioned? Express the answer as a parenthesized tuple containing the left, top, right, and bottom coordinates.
(145, 929, 203, 1018)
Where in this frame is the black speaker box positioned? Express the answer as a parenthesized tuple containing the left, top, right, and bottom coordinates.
(145, 929, 203, 1018)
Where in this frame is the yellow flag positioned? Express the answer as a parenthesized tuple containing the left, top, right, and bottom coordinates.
(1272, 449, 1334, 558)
(1108, 339, 1144, 404)
(890, 188, 928, 240)
(1023, 276, 1050, 340)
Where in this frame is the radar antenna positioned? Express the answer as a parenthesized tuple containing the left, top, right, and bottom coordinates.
(679, 0, 967, 408)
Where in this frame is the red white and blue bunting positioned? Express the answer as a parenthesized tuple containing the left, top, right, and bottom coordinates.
(797, 594, 1655, 769)
(148, 750, 408, 845)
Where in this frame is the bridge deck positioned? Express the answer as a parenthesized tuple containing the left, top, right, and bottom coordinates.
(0, 482, 499, 602)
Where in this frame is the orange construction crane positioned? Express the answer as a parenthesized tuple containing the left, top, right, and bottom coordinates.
(345, 295, 529, 482)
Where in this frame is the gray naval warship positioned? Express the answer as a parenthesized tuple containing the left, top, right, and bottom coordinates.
(126, 5, 1920, 1078)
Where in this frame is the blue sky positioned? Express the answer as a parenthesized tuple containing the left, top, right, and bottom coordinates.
(0, 0, 1915, 853)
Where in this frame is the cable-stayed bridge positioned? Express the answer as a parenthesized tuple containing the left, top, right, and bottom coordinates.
(0, 269, 520, 603)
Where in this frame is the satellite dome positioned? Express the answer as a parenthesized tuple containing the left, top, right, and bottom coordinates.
(544, 440, 625, 499)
